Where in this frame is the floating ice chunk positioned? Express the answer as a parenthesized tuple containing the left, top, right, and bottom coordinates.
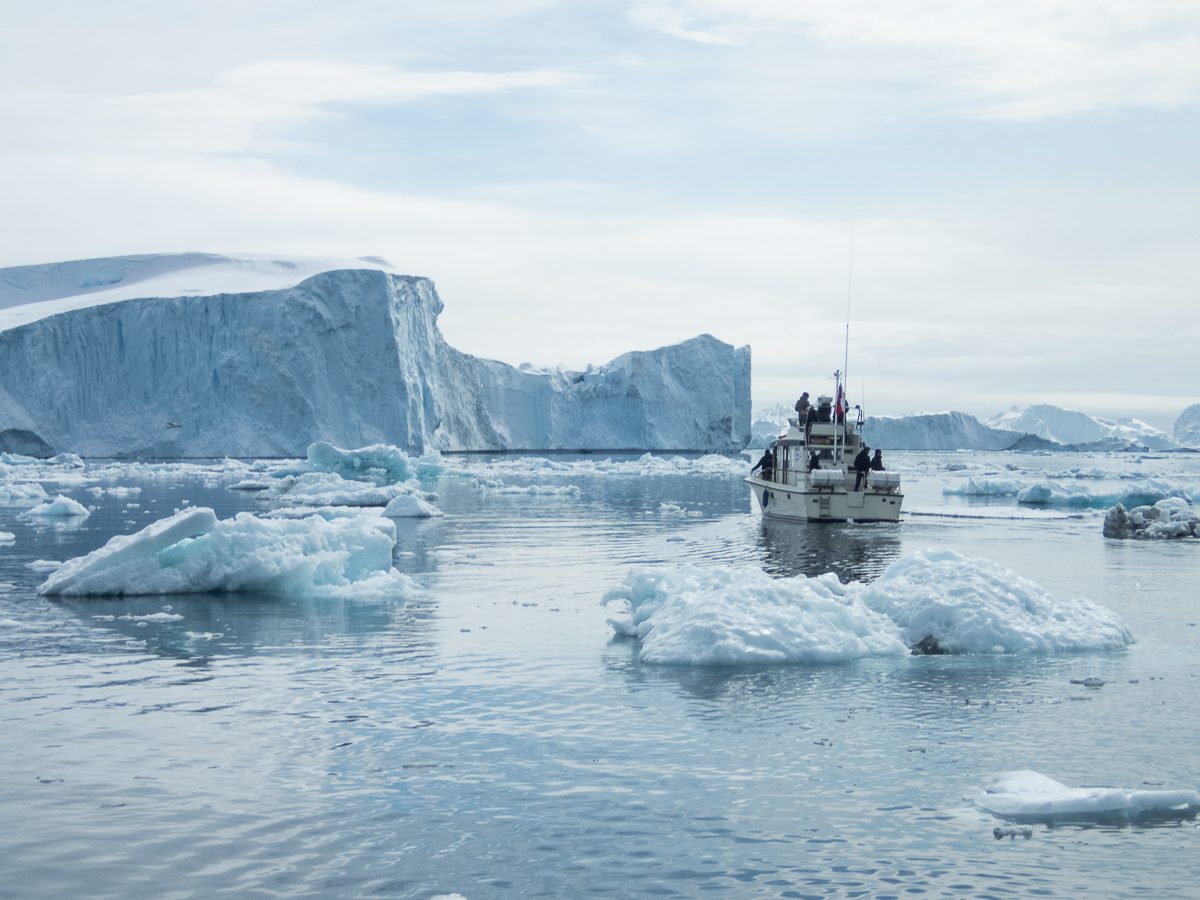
(974, 770, 1199, 820)
(602, 565, 908, 666)
(26, 494, 90, 517)
(119, 611, 184, 622)
(0, 481, 49, 504)
(604, 550, 1133, 665)
(860, 549, 1133, 654)
(25, 560, 62, 572)
(943, 478, 1026, 497)
(1104, 500, 1198, 539)
(37, 507, 417, 600)
(383, 494, 444, 517)
(659, 502, 687, 515)
(227, 479, 272, 491)
(262, 472, 417, 507)
(306, 441, 443, 483)
(1017, 478, 1184, 508)
(0, 532, 14, 544)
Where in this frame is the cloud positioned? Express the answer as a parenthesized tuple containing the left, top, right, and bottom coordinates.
(81, 60, 579, 154)
(627, 0, 1200, 119)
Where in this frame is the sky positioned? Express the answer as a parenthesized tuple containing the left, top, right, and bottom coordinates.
(2, 0, 1198, 431)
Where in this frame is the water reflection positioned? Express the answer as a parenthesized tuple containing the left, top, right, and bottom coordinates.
(755, 517, 903, 582)
(52, 592, 436, 662)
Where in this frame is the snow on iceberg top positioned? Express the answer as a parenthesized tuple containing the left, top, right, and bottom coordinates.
(0, 252, 398, 332)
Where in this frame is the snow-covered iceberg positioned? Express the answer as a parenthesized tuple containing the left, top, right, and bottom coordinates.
(37, 506, 417, 600)
(974, 770, 1199, 821)
(0, 254, 751, 457)
(988, 404, 1178, 451)
(602, 549, 1132, 665)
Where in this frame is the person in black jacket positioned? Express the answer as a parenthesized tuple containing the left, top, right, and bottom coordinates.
(871, 449, 885, 471)
(853, 445, 871, 490)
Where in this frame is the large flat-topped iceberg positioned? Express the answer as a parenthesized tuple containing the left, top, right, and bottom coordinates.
(0, 254, 751, 457)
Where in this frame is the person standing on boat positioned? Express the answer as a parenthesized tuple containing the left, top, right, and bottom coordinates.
(794, 392, 810, 419)
(753, 449, 774, 482)
(853, 445, 871, 490)
(808, 450, 821, 471)
(871, 449, 885, 471)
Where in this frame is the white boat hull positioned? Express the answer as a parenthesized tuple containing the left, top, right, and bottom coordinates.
(746, 475, 902, 523)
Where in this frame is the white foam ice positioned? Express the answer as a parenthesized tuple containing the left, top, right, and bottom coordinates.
(973, 770, 1199, 820)
(603, 549, 1133, 665)
(26, 494, 90, 517)
(37, 507, 418, 600)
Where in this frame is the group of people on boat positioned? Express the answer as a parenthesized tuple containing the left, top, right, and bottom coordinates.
(750, 388, 886, 489)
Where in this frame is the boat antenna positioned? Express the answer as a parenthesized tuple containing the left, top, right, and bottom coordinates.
(844, 222, 855, 407)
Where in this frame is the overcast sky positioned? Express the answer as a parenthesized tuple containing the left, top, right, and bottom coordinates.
(2, 1, 1197, 429)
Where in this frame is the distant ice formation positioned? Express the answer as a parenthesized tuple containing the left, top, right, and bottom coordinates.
(987, 404, 1178, 450)
(603, 549, 1133, 665)
(1175, 404, 1200, 449)
(37, 506, 418, 600)
(0, 254, 750, 457)
(973, 770, 1199, 821)
(26, 494, 90, 518)
(862, 411, 1019, 451)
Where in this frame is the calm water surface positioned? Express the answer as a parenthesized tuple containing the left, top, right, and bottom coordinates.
(2, 451, 1199, 899)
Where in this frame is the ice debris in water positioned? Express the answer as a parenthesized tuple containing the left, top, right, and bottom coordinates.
(37, 507, 418, 600)
(383, 494, 444, 517)
(26, 494, 90, 518)
(603, 549, 1133, 665)
(0, 481, 49, 504)
(973, 770, 1199, 820)
(1103, 499, 1198, 539)
(304, 441, 444, 484)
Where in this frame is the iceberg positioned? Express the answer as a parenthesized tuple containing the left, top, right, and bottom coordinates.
(1175, 404, 1200, 449)
(26, 494, 90, 518)
(602, 549, 1132, 665)
(974, 770, 1199, 821)
(861, 412, 1019, 451)
(37, 506, 417, 600)
(987, 404, 1178, 451)
(0, 254, 750, 457)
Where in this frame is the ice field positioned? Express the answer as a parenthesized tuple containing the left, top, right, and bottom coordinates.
(2, 447, 1199, 898)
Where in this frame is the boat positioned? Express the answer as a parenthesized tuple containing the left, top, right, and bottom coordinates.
(745, 371, 902, 522)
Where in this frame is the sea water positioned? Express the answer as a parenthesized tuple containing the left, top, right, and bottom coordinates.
(2, 450, 1199, 899)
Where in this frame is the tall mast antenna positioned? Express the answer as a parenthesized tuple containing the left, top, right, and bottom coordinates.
(844, 223, 855, 403)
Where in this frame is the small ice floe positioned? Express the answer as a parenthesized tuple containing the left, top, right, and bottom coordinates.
(1103, 499, 1198, 539)
(659, 502, 687, 516)
(227, 479, 272, 491)
(0, 532, 14, 544)
(383, 494, 444, 518)
(25, 560, 62, 572)
(261, 472, 421, 507)
(604, 549, 1133, 666)
(0, 481, 50, 506)
(1069, 677, 1106, 687)
(25, 495, 90, 518)
(119, 611, 184, 623)
(973, 770, 1199, 822)
(37, 507, 419, 601)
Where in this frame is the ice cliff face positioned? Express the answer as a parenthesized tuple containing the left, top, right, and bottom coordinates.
(0, 255, 751, 457)
(862, 412, 1019, 451)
